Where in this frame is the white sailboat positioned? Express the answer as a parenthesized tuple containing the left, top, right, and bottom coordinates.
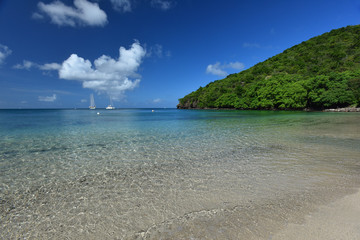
(89, 94, 96, 109)
(106, 97, 115, 110)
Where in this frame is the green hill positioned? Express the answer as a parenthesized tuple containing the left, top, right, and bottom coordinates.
(178, 25, 360, 110)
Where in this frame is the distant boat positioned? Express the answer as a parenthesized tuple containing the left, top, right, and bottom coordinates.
(106, 97, 115, 110)
(89, 94, 96, 109)
(106, 105, 115, 110)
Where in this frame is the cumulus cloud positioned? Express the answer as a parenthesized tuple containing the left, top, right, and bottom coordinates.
(206, 63, 227, 77)
(110, 0, 132, 12)
(14, 42, 146, 99)
(38, 94, 57, 102)
(36, 0, 107, 27)
(153, 98, 161, 103)
(59, 41, 146, 99)
(206, 61, 245, 77)
(0, 44, 12, 65)
(151, 0, 175, 10)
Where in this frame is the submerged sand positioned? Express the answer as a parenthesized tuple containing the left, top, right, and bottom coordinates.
(1, 111, 360, 239)
(272, 189, 360, 240)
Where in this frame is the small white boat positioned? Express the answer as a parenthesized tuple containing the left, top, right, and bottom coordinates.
(106, 105, 115, 110)
(106, 97, 115, 109)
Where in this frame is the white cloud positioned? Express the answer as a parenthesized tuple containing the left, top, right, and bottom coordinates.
(0, 44, 12, 65)
(152, 44, 163, 58)
(13, 60, 36, 70)
(14, 42, 146, 99)
(153, 98, 161, 103)
(111, 0, 176, 12)
(147, 44, 169, 58)
(14, 60, 61, 71)
(38, 94, 57, 102)
(206, 61, 244, 77)
(40, 63, 62, 70)
(226, 62, 244, 70)
(36, 0, 107, 27)
(110, 0, 132, 12)
(32, 12, 44, 20)
(81, 99, 87, 103)
(151, 0, 174, 10)
(206, 62, 227, 77)
(59, 41, 146, 99)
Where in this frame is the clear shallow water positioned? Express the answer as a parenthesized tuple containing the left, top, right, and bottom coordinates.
(1, 109, 360, 239)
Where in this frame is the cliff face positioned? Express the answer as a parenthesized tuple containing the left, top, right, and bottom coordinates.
(178, 25, 360, 110)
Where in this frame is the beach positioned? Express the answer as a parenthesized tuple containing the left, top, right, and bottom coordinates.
(272, 189, 360, 240)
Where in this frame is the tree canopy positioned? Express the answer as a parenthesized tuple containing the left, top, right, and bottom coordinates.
(178, 25, 360, 110)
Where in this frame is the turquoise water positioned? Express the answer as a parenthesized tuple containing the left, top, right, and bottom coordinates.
(1, 109, 360, 239)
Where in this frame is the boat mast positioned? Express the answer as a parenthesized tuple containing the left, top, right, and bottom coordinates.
(89, 94, 96, 109)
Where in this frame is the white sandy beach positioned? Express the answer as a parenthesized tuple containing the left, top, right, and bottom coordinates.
(272, 190, 360, 240)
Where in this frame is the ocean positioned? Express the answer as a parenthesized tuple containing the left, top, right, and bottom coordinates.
(1, 109, 360, 239)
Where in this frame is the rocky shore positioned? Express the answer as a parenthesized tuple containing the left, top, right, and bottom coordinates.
(323, 107, 360, 112)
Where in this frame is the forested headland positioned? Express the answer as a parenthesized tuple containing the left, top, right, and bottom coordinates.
(178, 25, 360, 110)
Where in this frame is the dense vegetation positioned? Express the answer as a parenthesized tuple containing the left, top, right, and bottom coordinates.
(178, 25, 360, 110)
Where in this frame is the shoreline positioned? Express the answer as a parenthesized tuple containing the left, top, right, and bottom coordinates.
(272, 189, 360, 240)
(177, 106, 360, 112)
(323, 107, 360, 112)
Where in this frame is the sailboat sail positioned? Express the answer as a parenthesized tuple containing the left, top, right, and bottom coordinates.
(106, 97, 115, 110)
(89, 94, 96, 109)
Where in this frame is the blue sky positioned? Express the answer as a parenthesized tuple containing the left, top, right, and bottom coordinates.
(0, 0, 359, 108)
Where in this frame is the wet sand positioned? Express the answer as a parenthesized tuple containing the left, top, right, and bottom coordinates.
(272, 189, 360, 240)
